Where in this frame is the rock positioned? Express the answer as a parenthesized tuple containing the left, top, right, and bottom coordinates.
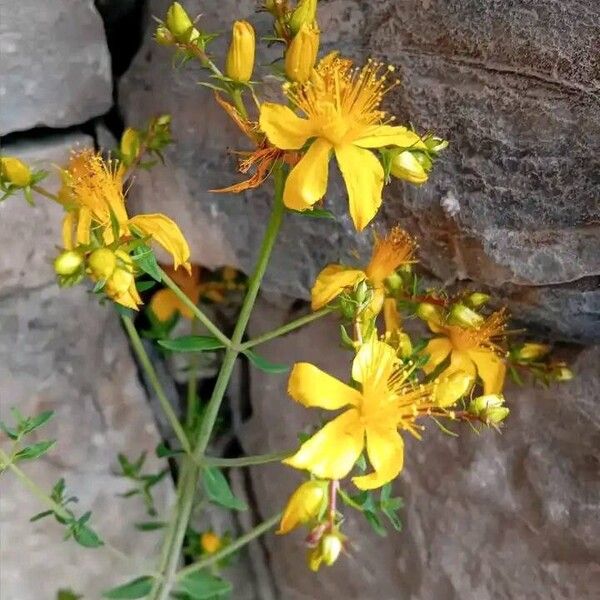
(0, 0, 112, 135)
(240, 298, 600, 600)
(119, 0, 600, 341)
(0, 133, 172, 598)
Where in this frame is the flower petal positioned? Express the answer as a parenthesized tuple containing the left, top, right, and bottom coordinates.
(150, 288, 193, 321)
(422, 337, 453, 374)
(128, 214, 191, 272)
(62, 213, 74, 249)
(352, 425, 404, 490)
(310, 264, 366, 310)
(352, 339, 397, 389)
(283, 138, 332, 210)
(334, 144, 383, 231)
(283, 409, 364, 479)
(468, 349, 507, 394)
(75, 207, 91, 246)
(259, 102, 315, 150)
(288, 363, 361, 410)
(448, 350, 477, 379)
(354, 125, 427, 150)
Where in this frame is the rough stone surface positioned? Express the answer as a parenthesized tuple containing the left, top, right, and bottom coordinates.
(0, 135, 172, 599)
(241, 299, 600, 600)
(0, 0, 112, 135)
(119, 0, 600, 342)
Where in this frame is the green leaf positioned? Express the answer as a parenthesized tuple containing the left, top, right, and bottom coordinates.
(155, 441, 184, 458)
(0, 420, 18, 440)
(21, 410, 54, 435)
(202, 467, 247, 511)
(30, 509, 54, 522)
(57, 589, 83, 600)
(102, 576, 154, 599)
(134, 521, 166, 531)
(71, 521, 104, 548)
(135, 279, 157, 293)
(158, 336, 226, 353)
(243, 350, 289, 374)
(364, 510, 387, 537)
(289, 207, 336, 220)
(132, 243, 162, 282)
(176, 572, 232, 599)
(14, 440, 56, 461)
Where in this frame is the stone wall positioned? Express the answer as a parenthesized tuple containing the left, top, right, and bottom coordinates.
(1, 1, 599, 599)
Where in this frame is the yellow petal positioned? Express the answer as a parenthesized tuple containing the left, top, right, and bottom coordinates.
(351, 339, 397, 390)
(150, 288, 191, 321)
(128, 214, 191, 272)
(468, 349, 507, 394)
(383, 298, 401, 332)
(259, 102, 315, 150)
(310, 264, 366, 310)
(422, 337, 452, 374)
(283, 138, 332, 210)
(75, 207, 91, 246)
(277, 480, 326, 535)
(283, 409, 364, 480)
(288, 363, 361, 410)
(62, 213, 74, 250)
(354, 125, 427, 150)
(435, 370, 474, 408)
(352, 425, 404, 490)
(334, 144, 383, 231)
(447, 350, 477, 379)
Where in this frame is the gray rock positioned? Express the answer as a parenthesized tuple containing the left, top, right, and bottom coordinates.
(0, 0, 112, 135)
(0, 133, 172, 598)
(241, 298, 600, 600)
(119, 0, 600, 341)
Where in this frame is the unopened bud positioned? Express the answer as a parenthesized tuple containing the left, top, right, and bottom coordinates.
(285, 23, 319, 83)
(513, 342, 551, 362)
(469, 394, 509, 425)
(390, 150, 428, 185)
(552, 365, 573, 382)
(448, 303, 484, 328)
(0, 156, 32, 187)
(435, 371, 473, 407)
(225, 20, 255, 83)
(106, 267, 135, 296)
(165, 2, 195, 42)
(425, 136, 448, 154)
(154, 24, 172, 46)
(354, 279, 369, 306)
(320, 533, 343, 566)
(120, 128, 140, 166)
(54, 250, 83, 276)
(465, 292, 490, 309)
(88, 248, 117, 281)
(416, 302, 444, 326)
(289, 0, 318, 34)
(200, 531, 222, 554)
(277, 480, 327, 534)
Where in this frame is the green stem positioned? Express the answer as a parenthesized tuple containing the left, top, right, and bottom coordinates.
(204, 451, 291, 468)
(121, 315, 191, 455)
(31, 185, 62, 205)
(240, 307, 333, 350)
(150, 166, 286, 600)
(176, 512, 281, 580)
(186, 320, 201, 429)
(158, 267, 231, 349)
(231, 88, 249, 121)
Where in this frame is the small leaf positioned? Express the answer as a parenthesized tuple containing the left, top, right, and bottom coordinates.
(364, 510, 387, 537)
(132, 243, 162, 282)
(134, 521, 166, 531)
(72, 522, 104, 548)
(14, 440, 56, 461)
(102, 576, 154, 599)
(176, 572, 232, 599)
(135, 279, 157, 293)
(30, 509, 54, 522)
(0, 420, 18, 440)
(158, 336, 225, 353)
(21, 410, 54, 435)
(155, 441, 184, 458)
(289, 207, 336, 220)
(57, 590, 83, 600)
(244, 350, 289, 374)
(202, 467, 247, 511)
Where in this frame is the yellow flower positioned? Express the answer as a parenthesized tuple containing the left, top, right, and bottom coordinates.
(150, 265, 202, 321)
(308, 532, 344, 571)
(285, 23, 320, 84)
(225, 20, 255, 83)
(311, 226, 415, 315)
(259, 54, 426, 230)
(283, 339, 468, 489)
(423, 309, 508, 394)
(200, 531, 223, 554)
(103, 250, 143, 310)
(277, 480, 327, 534)
(61, 150, 190, 272)
(0, 156, 32, 187)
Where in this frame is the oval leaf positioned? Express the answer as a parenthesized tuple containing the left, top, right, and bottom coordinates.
(202, 467, 247, 511)
(158, 336, 225, 352)
(102, 576, 153, 599)
(176, 572, 232, 599)
(14, 440, 56, 461)
(244, 350, 289, 374)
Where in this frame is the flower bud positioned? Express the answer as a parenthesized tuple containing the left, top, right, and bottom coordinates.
(54, 250, 83, 276)
(120, 128, 140, 165)
(200, 531, 222, 554)
(469, 394, 509, 425)
(277, 480, 327, 534)
(465, 292, 490, 309)
(225, 20, 255, 83)
(285, 24, 320, 83)
(448, 303, 484, 328)
(165, 2, 195, 41)
(435, 371, 473, 407)
(425, 136, 448, 154)
(390, 150, 428, 185)
(320, 533, 343, 566)
(289, 0, 318, 35)
(106, 268, 135, 296)
(154, 24, 172, 46)
(0, 156, 32, 187)
(513, 342, 551, 362)
(552, 365, 573, 382)
(415, 302, 444, 326)
(88, 248, 117, 281)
